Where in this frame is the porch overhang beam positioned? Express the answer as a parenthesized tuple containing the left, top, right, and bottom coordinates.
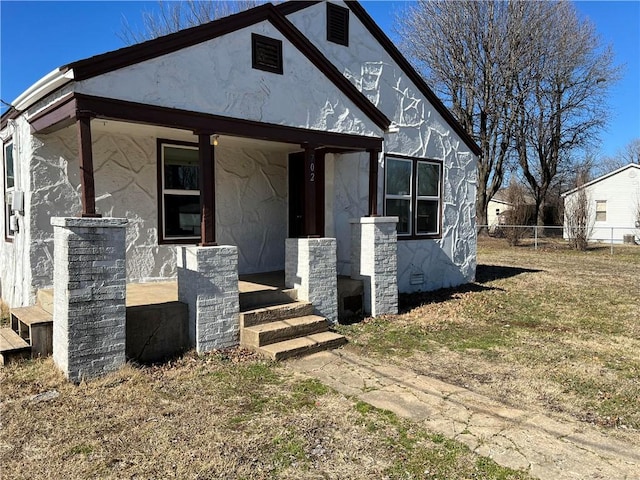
(29, 95, 77, 134)
(70, 94, 383, 151)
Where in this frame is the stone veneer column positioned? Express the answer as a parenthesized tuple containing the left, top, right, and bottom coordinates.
(176, 245, 239, 352)
(285, 238, 338, 324)
(51, 217, 128, 383)
(350, 217, 399, 316)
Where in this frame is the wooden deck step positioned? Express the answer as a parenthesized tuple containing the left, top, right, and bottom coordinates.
(11, 306, 53, 358)
(241, 315, 328, 348)
(0, 327, 31, 365)
(258, 331, 347, 361)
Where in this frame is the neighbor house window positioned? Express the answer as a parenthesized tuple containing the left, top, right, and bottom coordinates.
(327, 2, 349, 46)
(3, 141, 15, 240)
(384, 155, 442, 237)
(595, 200, 607, 222)
(158, 141, 201, 243)
(252, 33, 283, 74)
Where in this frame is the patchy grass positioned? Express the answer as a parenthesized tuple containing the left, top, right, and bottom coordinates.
(338, 238, 640, 435)
(0, 349, 531, 479)
(0, 300, 9, 328)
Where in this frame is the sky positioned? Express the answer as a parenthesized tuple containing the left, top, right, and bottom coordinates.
(1, 0, 638, 160)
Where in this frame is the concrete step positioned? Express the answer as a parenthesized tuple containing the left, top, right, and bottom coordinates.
(240, 301, 314, 328)
(241, 315, 328, 348)
(0, 327, 31, 365)
(10, 306, 53, 358)
(258, 331, 347, 361)
(239, 288, 298, 311)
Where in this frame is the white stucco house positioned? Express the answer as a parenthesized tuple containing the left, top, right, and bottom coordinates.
(562, 163, 640, 244)
(0, 0, 479, 311)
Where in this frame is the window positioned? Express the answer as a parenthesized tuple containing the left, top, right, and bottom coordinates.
(252, 33, 283, 74)
(595, 200, 607, 222)
(158, 141, 201, 242)
(3, 141, 15, 239)
(327, 2, 349, 46)
(384, 156, 442, 237)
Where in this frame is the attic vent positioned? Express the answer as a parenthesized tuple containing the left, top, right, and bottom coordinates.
(252, 33, 283, 74)
(327, 2, 349, 46)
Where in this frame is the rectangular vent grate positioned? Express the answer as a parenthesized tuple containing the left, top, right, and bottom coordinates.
(327, 2, 349, 46)
(252, 33, 283, 74)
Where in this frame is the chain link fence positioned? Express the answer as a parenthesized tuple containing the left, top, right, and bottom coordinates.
(478, 225, 640, 254)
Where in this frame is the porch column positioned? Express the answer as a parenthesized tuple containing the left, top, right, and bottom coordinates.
(197, 132, 216, 246)
(368, 149, 380, 216)
(303, 145, 318, 237)
(285, 238, 338, 323)
(350, 216, 398, 316)
(51, 217, 127, 383)
(76, 112, 100, 218)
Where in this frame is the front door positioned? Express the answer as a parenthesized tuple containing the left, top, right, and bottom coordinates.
(288, 151, 325, 238)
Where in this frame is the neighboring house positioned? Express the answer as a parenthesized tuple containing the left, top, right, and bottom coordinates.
(486, 189, 536, 227)
(562, 163, 640, 244)
(0, 0, 479, 309)
(487, 190, 514, 227)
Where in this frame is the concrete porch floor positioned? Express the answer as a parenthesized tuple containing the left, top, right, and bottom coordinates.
(125, 271, 287, 307)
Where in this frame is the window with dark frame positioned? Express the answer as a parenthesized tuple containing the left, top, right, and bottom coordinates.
(252, 33, 283, 74)
(327, 2, 349, 46)
(158, 141, 201, 243)
(3, 141, 15, 239)
(384, 155, 443, 238)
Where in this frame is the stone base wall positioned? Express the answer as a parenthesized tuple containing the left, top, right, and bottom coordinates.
(177, 245, 239, 352)
(51, 217, 127, 383)
(351, 217, 398, 316)
(285, 238, 338, 323)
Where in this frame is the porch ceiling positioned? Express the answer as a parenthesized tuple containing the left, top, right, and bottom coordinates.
(91, 119, 302, 153)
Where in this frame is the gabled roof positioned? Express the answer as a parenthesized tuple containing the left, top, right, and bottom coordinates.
(561, 163, 640, 197)
(2, 0, 481, 157)
(62, 2, 390, 132)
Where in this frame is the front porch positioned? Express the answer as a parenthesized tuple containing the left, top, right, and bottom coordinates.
(2, 271, 362, 366)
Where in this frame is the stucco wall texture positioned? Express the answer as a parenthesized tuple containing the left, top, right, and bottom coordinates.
(288, 2, 477, 291)
(0, 0, 477, 306)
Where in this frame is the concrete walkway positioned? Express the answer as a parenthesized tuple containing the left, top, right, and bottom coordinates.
(289, 350, 640, 480)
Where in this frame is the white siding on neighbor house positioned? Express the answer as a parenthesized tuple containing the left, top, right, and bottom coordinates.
(487, 199, 511, 226)
(74, 21, 383, 140)
(288, 1, 477, 292)
(564, 165, 640, 243)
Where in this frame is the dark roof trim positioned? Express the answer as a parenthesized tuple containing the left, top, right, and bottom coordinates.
(64, 4, 275, 81)
(63, 2, 389, 132)
(276, 1, 320, 16)
(34, 93, 383, 151)
(0, 107, 20, 131)
(268, 9, 389, 130)
(344, 1, 481, 156)
(29, 95, 77, 133)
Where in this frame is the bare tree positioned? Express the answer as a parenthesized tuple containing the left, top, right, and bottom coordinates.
(596, 138, 640, 176)
(564, 170, 593, 251)
(501, 178, 533, 246)
(513, 1, 618, 226)
(396, 1, 532, 230)
(397, 1, 618, 231)
(120, 0, 264, 44)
